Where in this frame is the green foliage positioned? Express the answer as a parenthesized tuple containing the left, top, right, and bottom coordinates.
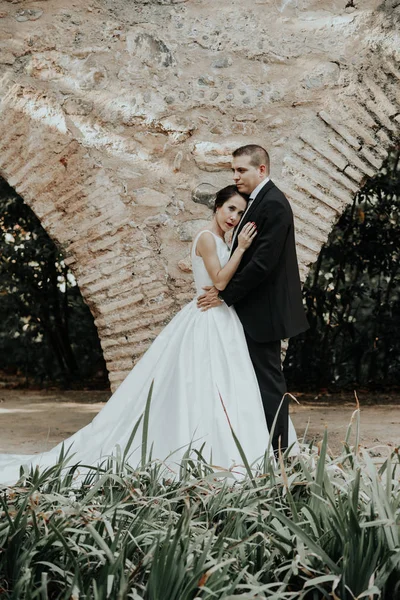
(285, 147, 400, 390)
(0, 408, 399, 598)
(0, 178, 108, 387)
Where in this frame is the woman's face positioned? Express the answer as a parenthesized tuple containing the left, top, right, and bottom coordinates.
(215, 194, 247, 233)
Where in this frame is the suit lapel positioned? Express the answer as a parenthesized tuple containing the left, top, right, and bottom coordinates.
(245, 179, 275, 223)
(230, 180, 275, 254)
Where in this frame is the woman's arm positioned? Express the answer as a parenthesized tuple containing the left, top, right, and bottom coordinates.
(196, 224, 256, 291)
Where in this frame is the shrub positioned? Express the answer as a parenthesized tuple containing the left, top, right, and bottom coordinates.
(0, 406, 399, 599)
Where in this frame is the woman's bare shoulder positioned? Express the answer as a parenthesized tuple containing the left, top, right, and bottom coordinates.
(194, 229, 217, 256)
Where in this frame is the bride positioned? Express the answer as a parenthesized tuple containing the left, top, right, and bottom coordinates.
(0, 185, 296, 485)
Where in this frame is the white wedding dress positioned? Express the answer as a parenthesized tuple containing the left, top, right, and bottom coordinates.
(0, 230, 297, 485)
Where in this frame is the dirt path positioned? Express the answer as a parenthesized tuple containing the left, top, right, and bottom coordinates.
(0, 390, 398, 456)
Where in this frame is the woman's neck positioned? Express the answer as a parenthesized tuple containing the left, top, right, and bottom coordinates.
(210, 218, 224, 239)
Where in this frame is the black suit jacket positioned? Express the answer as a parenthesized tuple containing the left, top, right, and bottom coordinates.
(220, 180, 309, 343)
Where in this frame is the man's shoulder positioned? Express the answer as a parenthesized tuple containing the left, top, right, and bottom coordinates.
(260, 182, 291, 212)
(266, 181, 287, 200)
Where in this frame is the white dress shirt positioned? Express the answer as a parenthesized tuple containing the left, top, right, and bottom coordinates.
(230, 177, 270, 251)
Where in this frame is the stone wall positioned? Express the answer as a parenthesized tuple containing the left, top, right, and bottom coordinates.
(0, 0, 399, 389)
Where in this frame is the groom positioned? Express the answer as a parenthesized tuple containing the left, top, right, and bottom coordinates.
(197, 144, 308, 454)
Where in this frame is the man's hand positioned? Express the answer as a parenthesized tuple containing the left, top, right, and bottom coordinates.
(197, 286, 223, 311)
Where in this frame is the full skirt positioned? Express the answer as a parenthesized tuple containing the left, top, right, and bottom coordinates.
(0, 301, 293, 485)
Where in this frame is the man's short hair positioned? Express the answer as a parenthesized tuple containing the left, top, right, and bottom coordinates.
(232, 145, 270, 171)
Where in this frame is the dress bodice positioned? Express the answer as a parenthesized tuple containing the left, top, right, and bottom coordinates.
(191, 230, 230, 295)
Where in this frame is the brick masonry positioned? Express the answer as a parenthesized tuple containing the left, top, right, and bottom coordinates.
(0, 0, 399, 390)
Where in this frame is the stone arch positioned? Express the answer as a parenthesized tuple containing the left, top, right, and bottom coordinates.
(0, 0, 398, 390)
(280, 53, 400, 280)
(0, 84, 179, 390)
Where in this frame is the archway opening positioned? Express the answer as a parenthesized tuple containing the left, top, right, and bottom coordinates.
(0, 177, 110, 390)
(285, 145, 400, 394)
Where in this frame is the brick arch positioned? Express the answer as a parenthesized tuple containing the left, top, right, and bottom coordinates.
(0, 3, 399, 391)
(281, 56, 400, 281)
(0, 84, 178, 390)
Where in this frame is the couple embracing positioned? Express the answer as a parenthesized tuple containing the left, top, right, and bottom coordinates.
(0, 144, 308, 484)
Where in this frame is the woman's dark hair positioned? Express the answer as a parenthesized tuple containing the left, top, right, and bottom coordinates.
(213, 185, 248, 213)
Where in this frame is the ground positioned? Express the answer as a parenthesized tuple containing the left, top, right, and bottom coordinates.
(0, 390, 398, 457)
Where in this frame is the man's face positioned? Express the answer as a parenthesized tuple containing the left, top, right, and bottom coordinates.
(232, 155, 267, 195)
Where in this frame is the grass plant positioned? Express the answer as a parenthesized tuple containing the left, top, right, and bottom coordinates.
(0, 392, 399, 599)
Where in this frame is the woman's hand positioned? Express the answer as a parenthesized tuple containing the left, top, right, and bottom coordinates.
(237, 222, 257, 250)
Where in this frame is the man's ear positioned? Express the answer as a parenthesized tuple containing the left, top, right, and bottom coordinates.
(259, 164, 267, 177)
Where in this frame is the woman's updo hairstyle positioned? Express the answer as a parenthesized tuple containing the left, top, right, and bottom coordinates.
(213, 185, 248, 213)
